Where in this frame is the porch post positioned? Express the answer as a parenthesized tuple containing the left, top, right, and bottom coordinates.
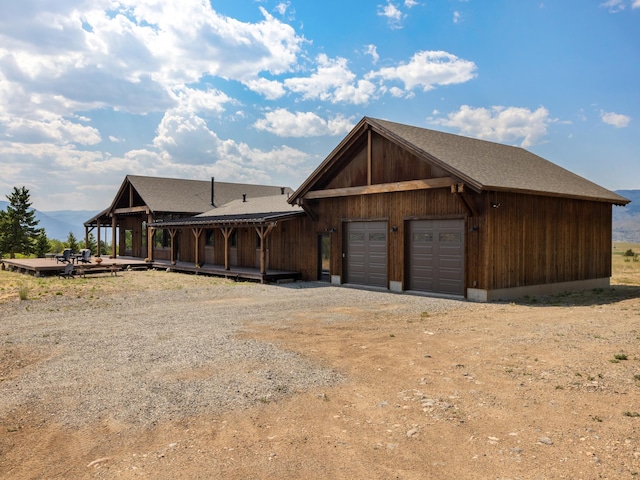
(192, 227, 203, 267)
(148, 228, 155, 262)
(221, 226, 235, 271)
(147, 213, 154, 261)
(96, 219, 101, 257)
(255, 224, 275, 280)
(111, 215, 117, 258)
(169, 229, 178, 265)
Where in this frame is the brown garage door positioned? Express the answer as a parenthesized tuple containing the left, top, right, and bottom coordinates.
(345, 221, 388, 288)
(407, 219, 464, 295)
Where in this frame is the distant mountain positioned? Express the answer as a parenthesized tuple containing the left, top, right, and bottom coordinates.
(613, 190, 640, 243)
(0, 200, 97, 241)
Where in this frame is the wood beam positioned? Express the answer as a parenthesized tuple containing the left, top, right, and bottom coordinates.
(96, 219, 101, 257)
(113, 206, 149, 215)
(221, 227, 235, 271)
(192, 227, 203, 268)
(169, 229, 178, 265)
(146, 214, 154, 261)
(367, 128, 372, 186)
(254, 224, 276, 279)
(303, 177, 456, 200)
(300, 203, 318, 221)
(110, 215, 117, 258)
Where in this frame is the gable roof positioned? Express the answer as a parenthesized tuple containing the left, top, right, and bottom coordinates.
(290, 117, 630, 206)
(124, 175, 292, 213)
(85, 175, 294, 226)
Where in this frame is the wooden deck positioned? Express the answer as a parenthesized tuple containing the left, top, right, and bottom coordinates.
(1, 257, 300, 283)
(0, 257, 147, 277)
(152, 259, 300, 283)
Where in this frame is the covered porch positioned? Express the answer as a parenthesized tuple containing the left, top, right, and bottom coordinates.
(148, 209, 307, 284)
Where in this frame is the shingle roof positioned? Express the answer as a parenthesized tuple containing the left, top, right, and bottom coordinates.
(196, 192, 301, 217)
(291, 117, 630, 205)
(153, 193, 304, 227)
(123, 175, 293, 213)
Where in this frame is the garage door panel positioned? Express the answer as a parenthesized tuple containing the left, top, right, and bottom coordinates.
(408, 219, 464, 295)
(346, 222, 388, 288)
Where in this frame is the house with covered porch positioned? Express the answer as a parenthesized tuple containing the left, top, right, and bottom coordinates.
(83, 175, 298, 280)
(87, 117, 630, 300)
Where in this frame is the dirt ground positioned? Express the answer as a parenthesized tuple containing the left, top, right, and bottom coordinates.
(1, 275, 640, 479)
(0, 287, 640, 479)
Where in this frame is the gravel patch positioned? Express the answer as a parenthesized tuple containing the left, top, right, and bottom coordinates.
(0, 280, 467, 428)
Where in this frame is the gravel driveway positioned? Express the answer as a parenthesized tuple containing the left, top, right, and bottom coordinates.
(0, 280, 466, 428)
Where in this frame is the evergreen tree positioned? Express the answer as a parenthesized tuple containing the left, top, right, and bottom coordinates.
(65, 231, 79, 253)
(99, 240, 110, 256)
(87, 232, 98, 255)
(0, 186, 40, 258)
(34, 229, 50, 258)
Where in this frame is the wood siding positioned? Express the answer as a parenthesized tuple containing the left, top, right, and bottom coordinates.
(477, 192, 612, 290)
(305, 188, 467, 287)
(370, 132, 433, 184)
(318, 132, 441, 192)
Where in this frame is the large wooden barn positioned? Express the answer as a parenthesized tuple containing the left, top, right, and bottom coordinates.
(90, 117, 629, 301)
(287, 117, 630, 301)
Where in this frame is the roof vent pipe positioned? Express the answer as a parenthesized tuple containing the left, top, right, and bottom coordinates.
(242, 194, 247, 202)
(280, 187, 285, 195)
(211, 177, 215, 207)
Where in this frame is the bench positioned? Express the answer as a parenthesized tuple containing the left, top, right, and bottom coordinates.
(74, 263, 120, 278)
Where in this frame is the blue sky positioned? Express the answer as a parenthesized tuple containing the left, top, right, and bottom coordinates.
(0, 0, 638, 211)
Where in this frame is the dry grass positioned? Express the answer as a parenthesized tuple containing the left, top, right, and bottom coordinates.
(0, 269, 232, 304)
(612, 241, 640, 285)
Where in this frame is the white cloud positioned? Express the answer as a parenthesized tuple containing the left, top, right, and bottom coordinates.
(0, 1, 305, 120)
(171, 86, 233, 115)
(453, 11, 462, 23)
(378, 2, 406, 29)
(365, 44, 380, 64)
(274, 2, 290, 16)
(599, 0, 639, 11)
(405, 0, 419, 6)
(254, 109, 355, 137)
(153, 109, 308, 180)
(1, 115, 101, 145)
(368, 50, 477, 93)
(243, 77, 286, 100)
(600, 110, 631, 127)
(430, 105, 554, 147)
(284, 54, 376, 105)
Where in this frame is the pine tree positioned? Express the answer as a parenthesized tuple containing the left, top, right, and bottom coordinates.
(87, 232, 98, 255)
(65, 231, 79, 253)
(0, 186, 40, 258)
(34, 229, 50, 258)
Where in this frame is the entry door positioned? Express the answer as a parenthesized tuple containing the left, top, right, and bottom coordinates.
(345, 221, 388, 288)
(407, 219, 464, 295)
(317, 233, 330, 282)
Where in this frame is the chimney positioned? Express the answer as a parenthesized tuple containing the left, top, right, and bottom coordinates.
(280, 187, 285, 195)
(210, 177, 215, 207)
(242, 194, 247, 202)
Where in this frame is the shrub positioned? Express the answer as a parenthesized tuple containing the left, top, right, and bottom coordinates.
(624, 249, 636, 257)
(18, 286, 29, 301)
